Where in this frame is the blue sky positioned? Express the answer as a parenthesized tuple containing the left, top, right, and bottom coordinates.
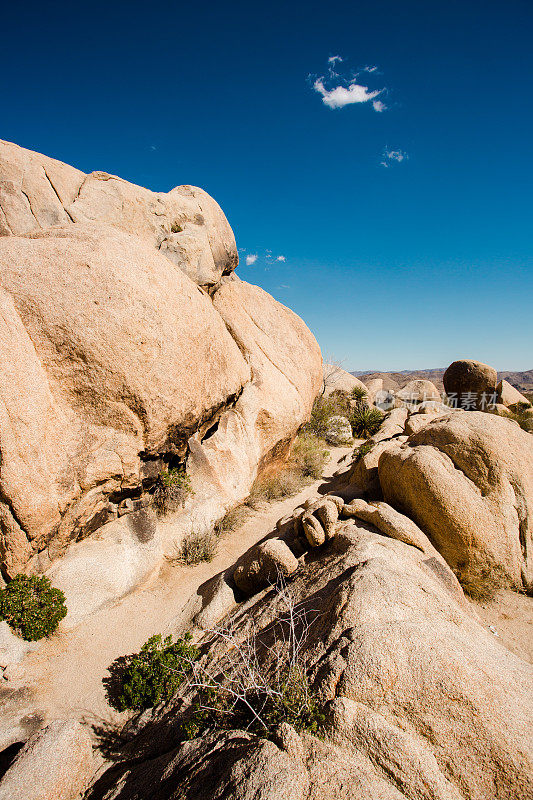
(3, 0, 532, 370)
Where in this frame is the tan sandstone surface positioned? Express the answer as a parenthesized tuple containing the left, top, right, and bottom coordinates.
(0, 141, 322, 613)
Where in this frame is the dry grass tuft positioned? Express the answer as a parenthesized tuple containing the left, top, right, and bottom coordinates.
(454, 562, 511, 602)
(214, 506, 250, 537)
(172, 530, 218, 566)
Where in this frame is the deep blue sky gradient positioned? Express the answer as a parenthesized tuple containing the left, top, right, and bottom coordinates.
(3, 0, 532, 369)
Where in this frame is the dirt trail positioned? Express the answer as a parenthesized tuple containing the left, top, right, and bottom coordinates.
(0, 447, 352, 749)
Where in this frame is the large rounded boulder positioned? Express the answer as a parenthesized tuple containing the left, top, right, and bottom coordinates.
(378, 411, 533, 592)
(397, 379, 441, 406)
(443, 359, 497, 410)
(0, 141, 323, 580)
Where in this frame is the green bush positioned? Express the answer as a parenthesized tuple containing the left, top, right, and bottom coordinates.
(170, 221, 183, 233)
(115, 633, 199, 711)
(291, 433, 329, 479)
(153, 467, 193, 515)
(353, 440, 374, 462)
(507, 404, 533, 433)
(304, 393, 351, 439)
(0, 574, 67, 641)
(350, 405, 384, 439)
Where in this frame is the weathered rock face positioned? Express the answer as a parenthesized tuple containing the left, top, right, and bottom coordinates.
(362, 377, 383, 402)
(443, 359, 497, 409)
(323, 365, 367, 397)
(497, 379, 530, 410)
(325, 415, 353, 445)
(379, 411, 533, 592)
(0, 139, 237, 287)
(0, 142, 323, 580)
(85, 524, 533, 800)
(396, 378, 441, 405)
(0, 720, 93, 800)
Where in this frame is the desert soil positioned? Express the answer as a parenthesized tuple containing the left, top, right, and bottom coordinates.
(471, 590, 533, 664)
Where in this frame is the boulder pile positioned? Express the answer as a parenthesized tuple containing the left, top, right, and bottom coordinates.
(0, 140, 322, 601)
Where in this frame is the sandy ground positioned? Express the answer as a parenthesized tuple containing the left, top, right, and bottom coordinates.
(0, 447, 353, 752)
(470, 590, 533, 664)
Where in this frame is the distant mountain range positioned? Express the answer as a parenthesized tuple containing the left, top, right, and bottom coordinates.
(351, 368, 533, 392)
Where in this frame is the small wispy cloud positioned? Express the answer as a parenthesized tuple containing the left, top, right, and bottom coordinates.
(276, 255, 286, 262)
(380, 148, 408, 167)
(312, 57, 386, 111)
(245, 254, 258, 265)
(314, 78, 380, 109)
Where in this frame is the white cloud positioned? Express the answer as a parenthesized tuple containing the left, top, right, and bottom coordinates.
(313, 57, 386, 111)
(380, 148, 408, 167)
(276, 255, 286, 262)
(314, 78, 380, 109)
(245, 254, 258, 265)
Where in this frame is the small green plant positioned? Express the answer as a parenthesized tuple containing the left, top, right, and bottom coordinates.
(153, 467, 193, 515)
(354, 440, 374, 462)
(291, 433, 329, 479)
(350, 385, 368, 403)
(0, 574, 67, 641)
(170, 221, 183, 233)
(509, 412, 533, 433)
(114, 633, 199, 711)
(350, 405, 384, 438)
(174, 530, 217, 565)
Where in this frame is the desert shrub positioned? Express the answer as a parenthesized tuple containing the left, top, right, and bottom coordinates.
(328, 389, 352, 416)
(114, 633, 199, 711)
(153, 467, 193, 515)
(354, 440, 374, 462)
(350, 405, 384, 438)
(170, 221, 183, 233)
(246, 471, 302, 508)
(304, 396, 336, 438)
(291, 433, 329, 479)
(454, 562, 511, 602)
(0, 574, 67, 641)
(350, 385, 368, 403)
(177, 581, 325, 741)
(243, 431, 330, 511)
(214, 506, 249, 537)
(507, 405, 533, 433)
(173, 530, 218, 565)
(304, 392, 351, 439)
